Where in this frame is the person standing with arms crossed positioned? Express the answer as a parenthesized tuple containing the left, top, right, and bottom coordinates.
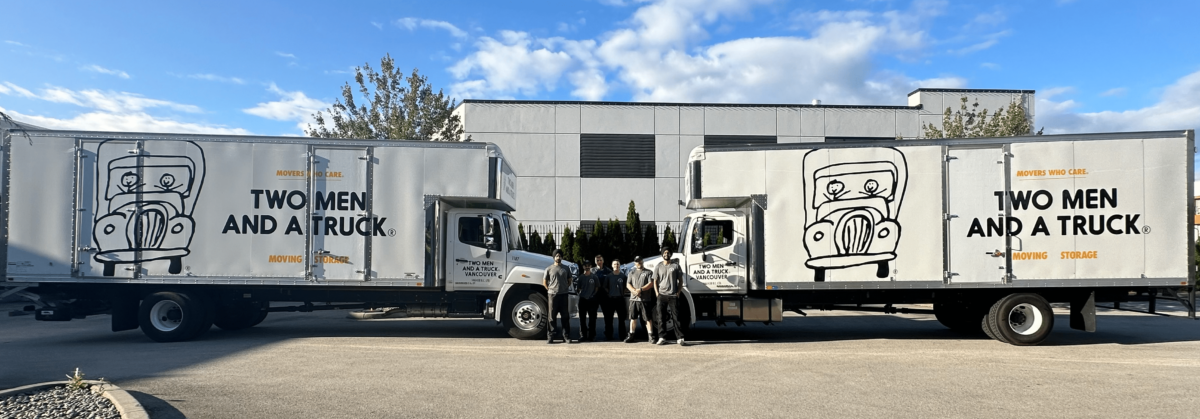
(574, 262, 601, 342)
(603, 259, 629, 341)
(654, 246, 686, 346)
(543, 249, 576, 344)
(625, 256, 656, 343)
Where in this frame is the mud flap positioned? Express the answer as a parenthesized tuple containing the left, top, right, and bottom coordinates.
(1069, 291, 1096, 332)
(111, 296, 139, 332)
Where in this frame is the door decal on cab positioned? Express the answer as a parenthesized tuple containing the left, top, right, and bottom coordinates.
(93, 140, 205, 276)
(802, 147, 907, 282)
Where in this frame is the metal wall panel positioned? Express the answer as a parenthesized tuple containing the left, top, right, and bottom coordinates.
(371, 147, 427, 281)
(579, 178, 654, 221)
(654, 178, 680, 222)
(704, 135, 778, 147)
(1006, 142, 1076, 280)
(700, 150, 764, 198)
(825, 109, 896, 138)
(7, 135, 76, 277)
(678, 136, 703, 177)
(579, 134, 655, 178)
(516, 176, 556, 223)
(554, 134, 580, 177)
(470, 132, 556, 177)
(777, 108, 804, 137)
(555, 104, 580, 134)
(424, 148, 490, 198)
(680, 106, 704, 135)
(655, 135, 679, 178)
(462, 103, 555, 133)
(800, 108, 825, 136)
(580, 105, 653, 134)
(896, 109, 922, 139)
(555, 177, 580, 221)
(309, 147, 369, 281)
(655, 106, 679, 135)
(704, 107, 777, 136)
(1072, 139, 1146, 279)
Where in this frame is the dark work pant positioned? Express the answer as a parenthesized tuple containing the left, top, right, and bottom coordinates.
(548, 293, 572, 340)
(656, 295, 684, 340)
(579, 297, 600, 339)
(602, 296, 628, 339)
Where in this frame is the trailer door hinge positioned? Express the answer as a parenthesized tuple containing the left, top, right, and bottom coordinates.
(944, 155, 958, 162)
(943, 271, 959, 280)
(944, 213, 958, 220)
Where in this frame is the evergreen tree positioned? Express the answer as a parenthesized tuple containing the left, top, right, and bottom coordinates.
(592, 218, 606, 259)
(642, 224, 660, 256)
(574, 230, 590, 264)
(517, 223, 529, 250)
(609, 218, 626, 263)
(662, 226, 677, 253)
(543, 231, 556, 255)
(625, 201, 641, 261)
(529, 229, 543, 255)
(561, 226, 575, 264)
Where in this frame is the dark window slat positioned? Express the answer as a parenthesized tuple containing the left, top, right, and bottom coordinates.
(580, 134, 655, 178)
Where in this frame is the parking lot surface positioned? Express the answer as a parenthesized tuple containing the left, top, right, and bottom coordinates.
(3, 301, 1199, 418)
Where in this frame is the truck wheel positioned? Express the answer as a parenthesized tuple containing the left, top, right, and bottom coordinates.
(214, 301, 267, 331)
(990, 293, 1054, 346)
(984, 299, 1010, 344)
(502, 290, 547, 340)
(139, 291, 214, 342)
(933, 301, 985, 334)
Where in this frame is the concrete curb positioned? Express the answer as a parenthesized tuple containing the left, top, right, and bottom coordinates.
(0, 380, 149, 419)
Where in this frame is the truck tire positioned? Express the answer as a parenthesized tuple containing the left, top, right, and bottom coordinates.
(989, 293, 1054, 346)
(984, 298, 1010, 344)
(933, 301, 985, 334)
(214, 301, 267, 331)
(138, 291, 214, 342)
(502, 290, 547, 340)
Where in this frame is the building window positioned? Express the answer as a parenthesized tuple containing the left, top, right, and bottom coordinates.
(704, 135, 777, 147)
(580, 134, 655, 178)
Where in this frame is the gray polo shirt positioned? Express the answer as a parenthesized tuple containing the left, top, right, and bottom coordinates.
(655, 261, 684, 296)
(626, 268, 653, 301)
(543, 264, 572, 295)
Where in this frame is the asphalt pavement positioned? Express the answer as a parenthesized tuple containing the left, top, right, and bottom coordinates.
(3, 300, 1199, 418)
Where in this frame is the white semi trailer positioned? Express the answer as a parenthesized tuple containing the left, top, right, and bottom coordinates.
(0, 126, 561, 342)
(667, 130, 1195, 345)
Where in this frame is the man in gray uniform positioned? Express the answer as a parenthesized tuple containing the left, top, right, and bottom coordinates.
(654, 246, 686, 346)
(543, 249, 575, 344)
(625, 256, 656, 343)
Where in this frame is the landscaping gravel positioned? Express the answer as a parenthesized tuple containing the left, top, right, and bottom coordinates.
(0, 385, 120, 419)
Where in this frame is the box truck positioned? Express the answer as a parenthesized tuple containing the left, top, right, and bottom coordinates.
(662, 130, 1195, 345)
(0, 125, 565, 342)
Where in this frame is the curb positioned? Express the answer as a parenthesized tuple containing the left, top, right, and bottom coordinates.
(0, 380, 149, 419)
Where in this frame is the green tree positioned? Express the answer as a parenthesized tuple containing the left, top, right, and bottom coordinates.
(306, 54, 467, 141)
(642, 224, 660, 256)
(561, 226, 576, 264)
(662, 226, 678, 253)
(542, 231, 556, 255)
(609, 218, 626, 263)
(528, 229, 543, 255)
(574, 230, 590, 265)
(624, 201, 642, 261)
(591, 218, 606, 259)
(517, 223, 529, 250)
(923, 96, 1041, 139)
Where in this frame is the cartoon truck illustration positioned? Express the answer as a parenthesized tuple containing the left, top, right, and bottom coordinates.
(93, 141, 205, 276)
(802, 147, 907, 282)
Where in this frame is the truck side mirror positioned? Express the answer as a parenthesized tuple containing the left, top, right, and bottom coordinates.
(482, 215, 496, 236)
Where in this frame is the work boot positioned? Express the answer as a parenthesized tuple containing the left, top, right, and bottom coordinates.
(677, 338, 686, 346)
(623, 336, 635, 343)
(655, 338, 666, 345)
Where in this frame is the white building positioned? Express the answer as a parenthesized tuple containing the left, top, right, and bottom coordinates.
(456, 88, 1036, 232)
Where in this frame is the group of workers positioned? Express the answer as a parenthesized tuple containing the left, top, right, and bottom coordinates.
(542, 246, 687, 346)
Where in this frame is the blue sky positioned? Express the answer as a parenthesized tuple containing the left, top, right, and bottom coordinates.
(1, 0, 1198, 139)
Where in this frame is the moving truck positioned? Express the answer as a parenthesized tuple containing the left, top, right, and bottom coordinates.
(667, 130, 1195, 345)
(0, 125, 563, 342)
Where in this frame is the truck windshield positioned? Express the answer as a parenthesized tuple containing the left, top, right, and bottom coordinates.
(678, 217, 691, 254)
(503, 214, 523, 251)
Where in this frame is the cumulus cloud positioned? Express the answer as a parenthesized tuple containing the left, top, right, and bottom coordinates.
(82, 64, 131, 79)
(395, 18, 468, 38)
(242, 83, 328, 131)
(0, 82, 246, 134)
(449, 0, 949, 104)
(1037, 70, 1200, 134)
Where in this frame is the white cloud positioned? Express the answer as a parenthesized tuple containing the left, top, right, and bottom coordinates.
(0, 82, 201, 113)
(1037, 70, 1200, 134)
(242, 83, 328, 132)
(450, 0, 948, 104)
(4, 40, 28, 47)
(371, 21, 383, 30)
(980, 62, 999, 69)
(0, 83, 243, 134)
(1099, 87, 1126, 97)
(395, 18, 468, 38)
(82, 64, 131, 79)
(275, 51, 296, 59)
(181, 73, 246, 84)
(0, 106, 250, 135)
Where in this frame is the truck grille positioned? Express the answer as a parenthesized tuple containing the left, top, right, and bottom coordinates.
(134, 208, 167, 249)
(838, 214, 873, 255)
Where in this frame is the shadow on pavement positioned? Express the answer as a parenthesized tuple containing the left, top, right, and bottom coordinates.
(127, 391, 186, 419)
